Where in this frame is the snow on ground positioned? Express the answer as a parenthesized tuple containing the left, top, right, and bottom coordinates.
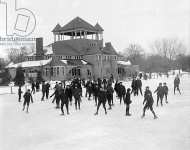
(0, 75, 190, 150)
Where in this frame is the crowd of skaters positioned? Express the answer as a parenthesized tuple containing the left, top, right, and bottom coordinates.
(18, 73, 182, 119)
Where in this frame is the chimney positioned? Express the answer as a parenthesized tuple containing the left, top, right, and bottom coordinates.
(36, 37, 44, 60)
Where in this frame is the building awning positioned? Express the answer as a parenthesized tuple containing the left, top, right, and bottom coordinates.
(6, 59, 52, 68)
(117, 60, 131, 66)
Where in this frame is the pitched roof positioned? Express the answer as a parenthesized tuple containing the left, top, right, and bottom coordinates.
(94, 23, 104, 31)
(60, 17, 97, 32)
(102, 42, 118, 55)
(52, 23, 61, 32)
(52, 41, 80, 56)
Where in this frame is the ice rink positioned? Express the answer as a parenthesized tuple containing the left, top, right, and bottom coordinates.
(0, 75, 190, 150)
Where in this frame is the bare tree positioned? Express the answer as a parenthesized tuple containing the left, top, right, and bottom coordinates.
(122, 43, 145, 65)
(152, 38, 186, 61)
(7, 46, 33, 63)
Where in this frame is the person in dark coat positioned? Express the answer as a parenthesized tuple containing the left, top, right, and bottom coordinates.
(18, 85, 22, 102)
(136, 78, 143, 96)
(85, 80, 90, 98)
(163, 82, 169, 104)
(60, 88, 69, 115)
(154, 83, 164, 106)
(142, 86, 158, 119)
(65, 85, 73, 106)
(118, 82, 126, 104)
(22, 89, 33, 113)
(174, 75, 181, 94)
(124, 88, 132, 116)
(106, 83, 114, 110)
(114, 80, 119, 97)
(73, 84, 81, 110)
(31, 81, 35, 94)
(139, 73, 143, 79)
(36, 81, 40, 92)
(45, 82, 50, 99)
(131, 78, 137, 96)
(41, 81, 46, 101)
(93, 83, 99, 106)
(94, 83, 107, 115)
(50, 83, 62, 108)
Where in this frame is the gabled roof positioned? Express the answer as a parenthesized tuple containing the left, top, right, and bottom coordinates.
(102, 42, 118, 55)
(52, 41, 80, 56)
(94, 23, 104, 31)
(52, 23, 61, 32)
(60, 17, 97, 32)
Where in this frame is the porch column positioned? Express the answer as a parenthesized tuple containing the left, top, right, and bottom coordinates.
(80, 31, 82, 39)
(54, 34, 56, 42)
(75, 31, 77, 39)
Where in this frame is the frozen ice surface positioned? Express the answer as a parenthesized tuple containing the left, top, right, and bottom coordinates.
(0, 75, 190, 150)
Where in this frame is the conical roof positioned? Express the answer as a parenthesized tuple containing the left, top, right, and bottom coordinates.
(94, 23, 104, 31)
(52, 23, 61, 32)
(60, 17, 97, 32)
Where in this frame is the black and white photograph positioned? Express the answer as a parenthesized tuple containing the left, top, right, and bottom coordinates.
(0, 0, 190, 150)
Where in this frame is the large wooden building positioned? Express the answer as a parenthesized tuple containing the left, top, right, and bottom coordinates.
(7, 17, 135, 81)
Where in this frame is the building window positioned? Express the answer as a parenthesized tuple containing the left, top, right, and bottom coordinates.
(57, 67, 59, 75)
(53, 67, 56, 76)
(87, 69, 91, 76)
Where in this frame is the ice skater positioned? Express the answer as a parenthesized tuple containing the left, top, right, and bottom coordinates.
(60, 88, 69, 115)
(22, 89, 33, 113)
(18, 85, 23, 102)
(94, 83, 107, 115)
(45, 82, 50, 99)
(163, 82, 169, 104)
(124, 88, 132, 116)
(118, 82, 126, 105)
(41, 81, 46, 101)
(142, 86, 158, 119)
(31, 81, 35, 94)
(174, 75, 181, 95)
(154, 83, 164, 106)
(106, 83, 114, 110)
(93, 83, 99, 106)
(73, 84, 81, 110)
(65, 85, 73, 106)
(50, 83, 61, 108)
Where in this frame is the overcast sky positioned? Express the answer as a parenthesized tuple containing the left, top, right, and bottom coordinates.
(0, 0, 190, 57)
